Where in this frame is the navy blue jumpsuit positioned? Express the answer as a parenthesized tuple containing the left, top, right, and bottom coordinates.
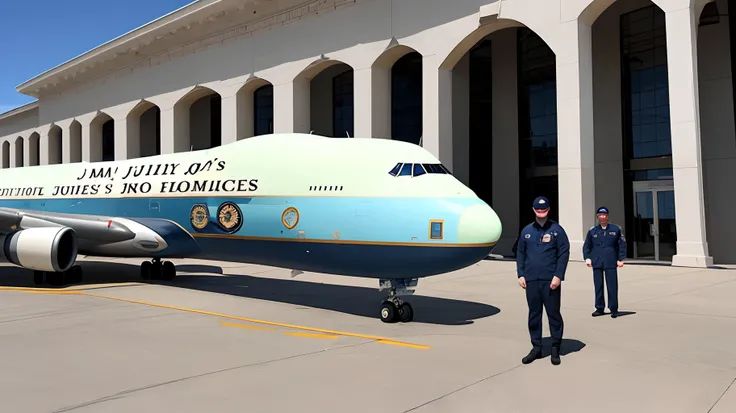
(583, 223, 626, 313)
(516, 219, 570, 349)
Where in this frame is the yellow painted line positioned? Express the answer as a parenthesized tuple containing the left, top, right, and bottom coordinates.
(376, 339, 431, 350)
(284, 331, 338, 339)
(0, 287, 430, 350)
(220, 321, 275, 331)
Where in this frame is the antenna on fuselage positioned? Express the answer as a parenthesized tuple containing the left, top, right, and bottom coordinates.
(309, 130, 314, 134)
(346, 131, 351, 138)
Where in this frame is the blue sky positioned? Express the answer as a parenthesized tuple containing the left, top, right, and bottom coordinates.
(0, 0, 194, 114)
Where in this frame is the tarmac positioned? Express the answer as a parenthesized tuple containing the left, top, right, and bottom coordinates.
(0, 256, 735, 413)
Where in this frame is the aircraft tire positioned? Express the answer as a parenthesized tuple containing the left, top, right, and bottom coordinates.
(161, 261, 176, 281)
(398, 303, 413, 323)
(380, 301, 397, 323)
(140, 261, 152, 280)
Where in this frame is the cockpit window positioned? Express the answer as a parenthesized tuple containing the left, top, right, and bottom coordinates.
(388, 163, 451, 177)
(412, 163, 426, 177)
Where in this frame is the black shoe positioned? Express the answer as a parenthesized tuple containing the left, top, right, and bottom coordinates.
(551, 347, 561, 365)
(592, 309, 605, 317)
(522, 347, 541, 364)
(611, 311, 619, 318)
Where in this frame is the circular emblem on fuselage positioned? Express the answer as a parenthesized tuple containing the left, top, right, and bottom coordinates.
(281, 207, 300, 230)
(190, 204, 209, 230)
(217, 202, 243, 233)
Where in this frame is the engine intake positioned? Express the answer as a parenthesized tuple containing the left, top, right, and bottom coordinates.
(0, 227, 78, 273)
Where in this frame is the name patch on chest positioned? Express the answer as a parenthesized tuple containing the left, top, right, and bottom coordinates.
(542, 234, 552, 243)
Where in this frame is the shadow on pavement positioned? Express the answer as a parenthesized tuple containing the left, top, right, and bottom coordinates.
(0, 260, 501, 326)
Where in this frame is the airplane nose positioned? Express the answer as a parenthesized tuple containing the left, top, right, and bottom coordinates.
(457, 203, 502, 245)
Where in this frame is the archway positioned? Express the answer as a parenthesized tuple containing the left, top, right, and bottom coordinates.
(293, 59, 355, 137)
(89, 112, 114, 162)
(235, 78, 274, 139)
(47, 125, 63, 165)
(28, 132, 39, 166)
(1, 141, 8, 169)
(371, 45, 423, 143)
(14, 137, 23, 167)
(442, 20, 557, 256)
(172, 86, 221, 152)
(69, 120, 82, 163)
(128, 100, 161, 158)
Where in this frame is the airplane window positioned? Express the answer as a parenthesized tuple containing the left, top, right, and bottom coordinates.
(388, 163, 402, 176)
(399, 163, 412, 176)
(439, 164, 452, 174)
(412, 163, 426, 177)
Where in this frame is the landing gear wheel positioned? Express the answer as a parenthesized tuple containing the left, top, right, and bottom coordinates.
(380, 301, 397, 323)
(398, 303, 413, 323)
(161, 261, 176, 281)
(33, 271, 44, 285)
(140, 261, 152, 280)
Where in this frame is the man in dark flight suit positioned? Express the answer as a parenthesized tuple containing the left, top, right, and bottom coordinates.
(516, 196, 570, 366)
(583, 206, 626, 318)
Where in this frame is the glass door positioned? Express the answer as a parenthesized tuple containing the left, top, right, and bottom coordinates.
(632, 180, 676, 262)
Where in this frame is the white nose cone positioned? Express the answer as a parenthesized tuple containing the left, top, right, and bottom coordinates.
(457, 203, 502, 244)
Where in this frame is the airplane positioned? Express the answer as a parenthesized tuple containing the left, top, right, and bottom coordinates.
(0, 132, 502, 323)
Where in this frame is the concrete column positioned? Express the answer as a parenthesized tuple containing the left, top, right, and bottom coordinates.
(37, 125, 51, 166)
(273, 81, 310, 133)
(8, 139, 16, 168)
(159, 107, 176, 154)
(492, 29, 520, 256)
(220, 94, 238, 144)
(422, 54, 454, 169)
(76, 112, 99, 163)
(352, 68, 372, 138)
(665, 5, 713, 267)
(54, 119, 74, 164)
(555, 19, 596, 261)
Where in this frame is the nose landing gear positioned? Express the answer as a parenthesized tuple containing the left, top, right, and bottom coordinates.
(379, 278, 417, 323)
(140, 258, 177, 281)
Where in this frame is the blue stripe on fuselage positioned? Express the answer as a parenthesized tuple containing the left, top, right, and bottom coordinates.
(0, 196, 493, 278)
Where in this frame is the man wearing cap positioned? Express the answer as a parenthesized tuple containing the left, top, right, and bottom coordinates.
(583, 206, 626, 318)
(516, 196, 570, 366)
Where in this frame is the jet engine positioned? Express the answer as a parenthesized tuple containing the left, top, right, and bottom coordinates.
(0, 227, 78, 273)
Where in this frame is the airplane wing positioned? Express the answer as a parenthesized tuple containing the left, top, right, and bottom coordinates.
(0, 207, 199, 273)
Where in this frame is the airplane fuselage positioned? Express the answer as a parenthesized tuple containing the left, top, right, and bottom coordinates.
(0, 133, 502, 280)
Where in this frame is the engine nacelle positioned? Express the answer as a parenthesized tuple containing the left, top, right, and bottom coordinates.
(0, 227, 78, 273)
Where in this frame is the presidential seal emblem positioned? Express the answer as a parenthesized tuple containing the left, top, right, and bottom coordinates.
(217, 202, 242, 232)
(190, 204, 209, 230)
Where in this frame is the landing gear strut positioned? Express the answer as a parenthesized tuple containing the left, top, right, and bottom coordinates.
(379, 278, 417, 323)
(140, 258, 177, 281)
(33, 265, 83, 286)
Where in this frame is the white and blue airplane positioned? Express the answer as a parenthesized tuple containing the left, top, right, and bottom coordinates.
(0, 133, 502, 322)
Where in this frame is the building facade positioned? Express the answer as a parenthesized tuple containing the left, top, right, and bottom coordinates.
(0, 0, 733, 267)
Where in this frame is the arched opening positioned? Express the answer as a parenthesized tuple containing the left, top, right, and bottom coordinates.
(442, 20, 556, 256)
(127, 100, 161, 158)
(28, 132, 39, 166)
(234, 78, 273, 139)
(370, 45, 423, 142)
(14, 137, 23, 167)
(173, 86, 221, 152)
(254, 84, 274, 136)
(293, 59, 354, 137)
(391, 52, 423, 144)
(48, 125, 63, 165)
(89, 112, 114, 162)
(586, 0, 728, 264)
(69, 120, 82, 163)
(1, 141, 9, 169)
